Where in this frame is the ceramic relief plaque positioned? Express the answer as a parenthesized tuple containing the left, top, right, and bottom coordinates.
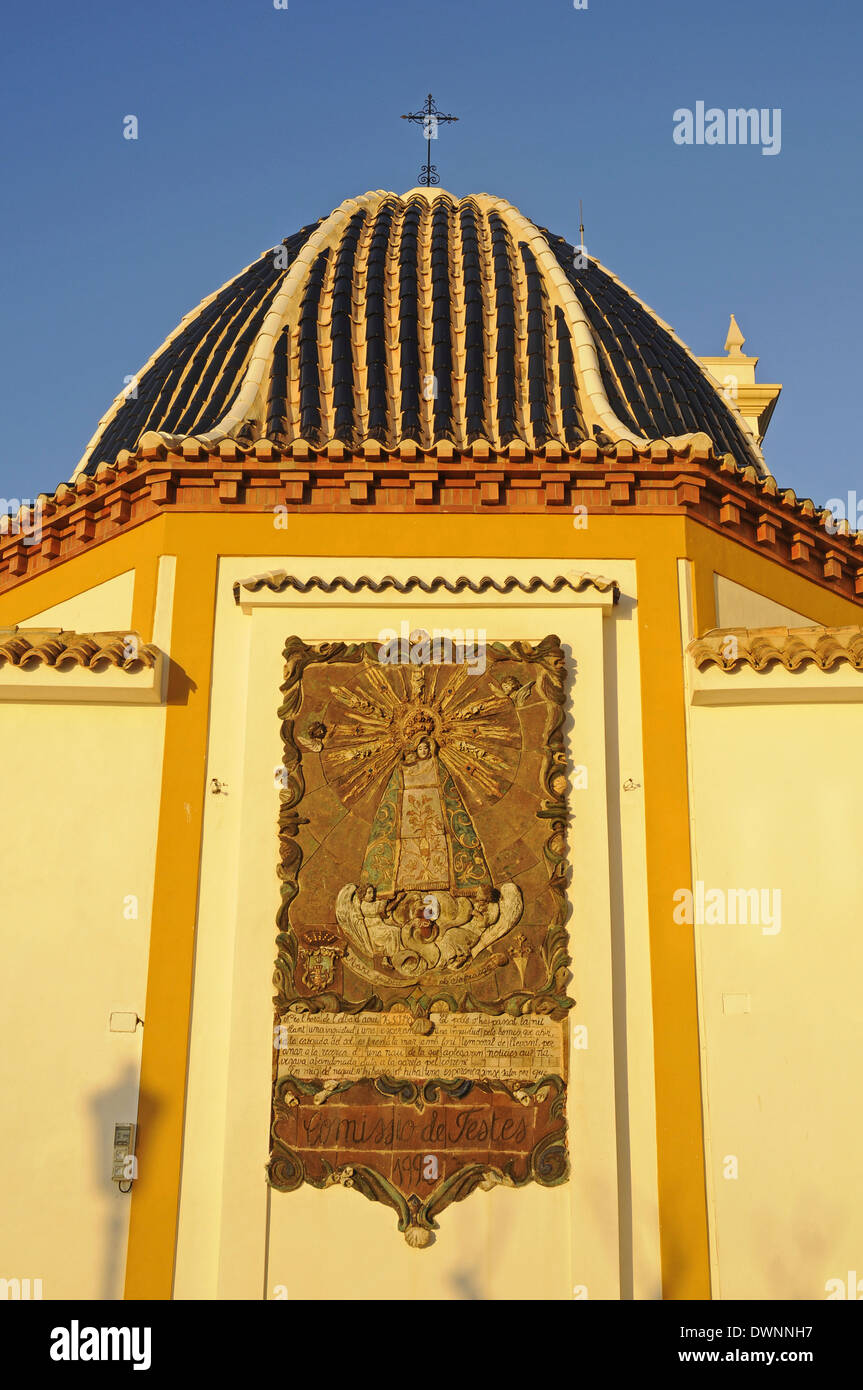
(267, 633, 572, 1245)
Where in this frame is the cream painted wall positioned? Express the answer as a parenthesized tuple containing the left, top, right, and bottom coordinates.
(0, 697, 166, 1299)
(12, 570, 135, 631)
(175, 557, 660, 1300)
(713, 574, 815, 630)
(686, 678, 863, 1299)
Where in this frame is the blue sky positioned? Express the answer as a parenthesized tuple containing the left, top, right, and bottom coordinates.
(1, 0, 860, 505)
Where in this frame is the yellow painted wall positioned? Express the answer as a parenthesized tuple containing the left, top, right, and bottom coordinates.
(3, 505, 862, 1301)
(685, 671, 863, 1299)
(0, 696, 165, 1298)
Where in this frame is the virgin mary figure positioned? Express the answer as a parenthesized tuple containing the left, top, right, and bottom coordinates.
(363, 735, 491, 897)
(336, 733, 522, 977)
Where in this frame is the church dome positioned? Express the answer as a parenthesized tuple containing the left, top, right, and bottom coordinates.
(74, 188, 763, 479)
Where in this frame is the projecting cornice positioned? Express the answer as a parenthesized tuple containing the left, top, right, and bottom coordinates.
(3, 434, 863, 605)
(0, 628, 159, 670)
(690, 625, 863, 673)
(232, 571, 620, 605)
(0, 628, 165, 703)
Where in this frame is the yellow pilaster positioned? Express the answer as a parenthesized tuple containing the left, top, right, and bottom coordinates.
(124, 528, 218, 1298)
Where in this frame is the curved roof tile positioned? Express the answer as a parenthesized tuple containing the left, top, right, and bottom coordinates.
(73, 190, 765, 478)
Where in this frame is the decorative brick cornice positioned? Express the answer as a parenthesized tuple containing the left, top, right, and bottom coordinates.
(3, 433, 863, 605)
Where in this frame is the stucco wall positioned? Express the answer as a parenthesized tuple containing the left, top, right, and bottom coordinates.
(0, 695, 165, 1298)
(174, 555, 660, 1300)
(686, 673, 863, 1299)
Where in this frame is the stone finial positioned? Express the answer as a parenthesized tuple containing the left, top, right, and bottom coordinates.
(725, 313, 746, 357)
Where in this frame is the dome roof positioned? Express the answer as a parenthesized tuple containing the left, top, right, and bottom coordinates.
(74, 188, 764, 479)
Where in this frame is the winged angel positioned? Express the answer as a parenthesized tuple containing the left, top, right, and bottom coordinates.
(324, 665, 524, 980)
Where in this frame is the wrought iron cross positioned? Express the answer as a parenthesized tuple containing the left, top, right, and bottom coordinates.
(401, 93, 459, 187)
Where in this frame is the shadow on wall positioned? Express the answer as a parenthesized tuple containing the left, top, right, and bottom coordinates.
(449, 1264, 484, 1300)
(165, 657, 196, 706)
(87, 1063, 159, 1301)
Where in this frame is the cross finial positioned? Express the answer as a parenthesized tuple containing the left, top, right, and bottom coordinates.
(401, 92, 459, 187)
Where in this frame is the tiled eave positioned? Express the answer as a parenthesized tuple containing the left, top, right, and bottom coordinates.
(3, 431, 863, 604)
(687, 624, 863, 706)
(0, 627, 165, 703)
(0, 627, 159, 670)
(690, 625, 863, 673)
(232, 570, 620, 604)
